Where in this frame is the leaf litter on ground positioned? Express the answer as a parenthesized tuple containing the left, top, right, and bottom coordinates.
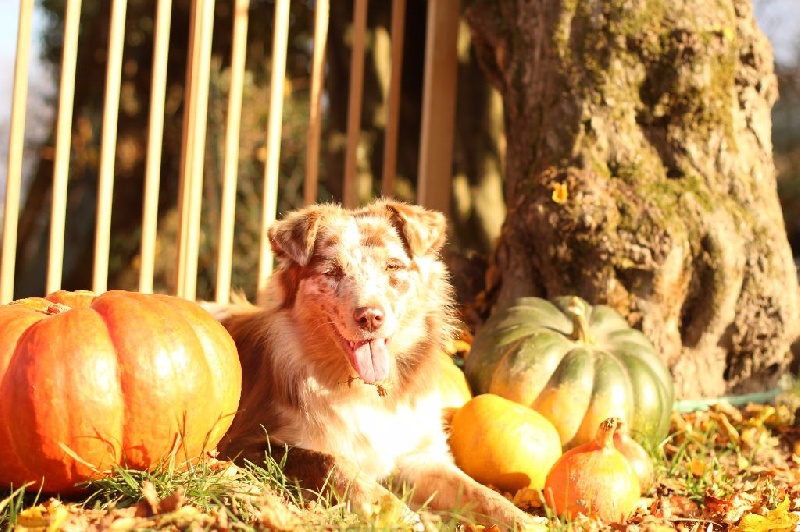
(5, 390, 800, 530)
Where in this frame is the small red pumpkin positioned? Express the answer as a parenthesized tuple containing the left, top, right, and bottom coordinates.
(0, 290, 242, 494)
(544, 417, 640, 523)
(613, 420, 654, 493)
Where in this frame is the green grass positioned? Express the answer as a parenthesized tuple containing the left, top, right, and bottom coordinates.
(0, 484, 39, 527)
(0, 446, 471, 530)
(79, 448, 341, 530)
(3, 395, 799, 530)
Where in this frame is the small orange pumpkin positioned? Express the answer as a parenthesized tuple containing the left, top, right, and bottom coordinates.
(544, 417, 640, 523)
(448, 393, 562, 492)
(0, 290, 242, 494)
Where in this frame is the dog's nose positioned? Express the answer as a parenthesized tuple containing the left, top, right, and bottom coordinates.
(354, 306, 385, 332)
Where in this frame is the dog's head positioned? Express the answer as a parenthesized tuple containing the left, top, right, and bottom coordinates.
(263, 199, 455, 386)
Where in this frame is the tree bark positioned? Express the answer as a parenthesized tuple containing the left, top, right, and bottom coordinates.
(465, 0, 800, 398)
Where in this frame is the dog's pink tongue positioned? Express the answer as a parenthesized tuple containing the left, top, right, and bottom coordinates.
(350, 338, 390, 384)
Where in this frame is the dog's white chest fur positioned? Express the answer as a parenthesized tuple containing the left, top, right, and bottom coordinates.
(300, 387, 450, 481)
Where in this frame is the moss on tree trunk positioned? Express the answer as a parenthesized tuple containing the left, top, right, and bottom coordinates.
(466, 0, 800, 398)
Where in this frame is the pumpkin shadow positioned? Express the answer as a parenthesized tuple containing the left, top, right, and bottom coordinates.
(492, 472, 531, 493)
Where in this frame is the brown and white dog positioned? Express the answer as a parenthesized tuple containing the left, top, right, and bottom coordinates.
(212, 199, 535, 529)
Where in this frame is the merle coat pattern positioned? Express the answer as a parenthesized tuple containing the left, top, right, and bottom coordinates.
(213, 200, 536, 529)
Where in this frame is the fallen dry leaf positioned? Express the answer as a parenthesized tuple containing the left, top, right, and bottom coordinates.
(15, 499, 69, 531)
(730, 497, 799, 532)
(255, 491, 305, 531)
(551, 182, 568, 204)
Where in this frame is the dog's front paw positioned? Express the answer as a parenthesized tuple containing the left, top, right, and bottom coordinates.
(512, 509, 546, 531)
(356, 492, 424, 531)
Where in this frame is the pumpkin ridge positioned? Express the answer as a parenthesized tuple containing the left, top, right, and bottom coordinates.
(79, 304, 128, 470)
(489, 336, 526, 392)
(532, 346, 597, 444)
(90, 291, 215, 467)
(577, 350, 634, 446)
(60, 308, 124, 484)
(14, 306, 123, 490)
(489, 331, 573, 407)
(149, 293, 241, 448)
(0, 310, 51, 483)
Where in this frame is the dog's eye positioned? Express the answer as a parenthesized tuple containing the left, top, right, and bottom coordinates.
(385, 260, 406, 272)
(321, 263, 343, 278)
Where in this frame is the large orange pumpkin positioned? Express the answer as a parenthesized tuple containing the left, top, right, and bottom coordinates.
(0, 290, 242, 494)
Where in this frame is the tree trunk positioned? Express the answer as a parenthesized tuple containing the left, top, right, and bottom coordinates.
(465, 0, 800, 398)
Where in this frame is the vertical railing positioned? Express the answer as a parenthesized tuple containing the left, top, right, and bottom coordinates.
(417, 0, 460, 217)
(304, 0, 329, 207)
(139, 0, 173, 294)
(1, 0, 461, 301)
(1, 0, 34, 304)
(215, 0, 251, 303)
(176, 0, 215, 301)
(342, 0, 368, 209)
(381, 0, 406, 197)
(257, 0, 291, 288)
(92, 0, 128, 294)
(46, 0, 82, 295)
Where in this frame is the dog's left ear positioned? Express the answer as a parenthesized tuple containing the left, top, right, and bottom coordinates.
(380, 201, 447, 257)
(268, 204, 339, 266)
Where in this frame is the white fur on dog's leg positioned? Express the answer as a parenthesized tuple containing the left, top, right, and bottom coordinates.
(396, 456, 537, 529)
(404, 509, 425, 532)
(357, 492, 423, 531)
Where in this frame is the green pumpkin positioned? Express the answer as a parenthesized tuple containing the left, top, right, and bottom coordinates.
(464, 296, 674, 449)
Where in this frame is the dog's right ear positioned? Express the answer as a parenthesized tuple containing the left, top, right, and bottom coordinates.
(268, 205, 332, 266)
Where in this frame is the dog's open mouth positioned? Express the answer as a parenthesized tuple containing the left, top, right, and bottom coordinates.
(333, 330, 390, 384)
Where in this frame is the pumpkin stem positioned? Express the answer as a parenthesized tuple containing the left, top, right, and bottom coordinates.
(9, 298, 70, 315)
(596, 417, 621, 449)
(567, 297, 594, 344)
(44, 303, 71, 315)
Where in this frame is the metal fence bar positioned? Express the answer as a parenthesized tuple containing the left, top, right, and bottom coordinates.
(139, 0, 173, 294)
(176, 0, 215, 300)
(46, 0, 83, 295)
(92, 0, 128, 294)
(381, 0, 406, 198)
(342, 0, 368, 209)
(215, 0, 250, 303)
(417, 0, 460, 216)
(303, 0, 329, 206)
(258, 0, 291, 287)
(1, 0, 35, 304)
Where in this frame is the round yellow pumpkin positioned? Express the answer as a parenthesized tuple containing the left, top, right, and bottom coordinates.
(438, 351, 472, 415)
(448, 393, 562, 492)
